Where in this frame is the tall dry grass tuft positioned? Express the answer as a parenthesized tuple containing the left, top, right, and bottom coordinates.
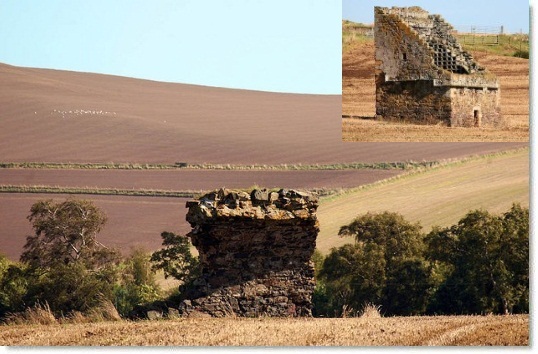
(85, 299, 122, 322)
(360, 303, 382, 318)
(63, 311, 89, 324)
(59, 299, 122, 324)
(341, 304, 357, 318)
(5, 302, 57, 325)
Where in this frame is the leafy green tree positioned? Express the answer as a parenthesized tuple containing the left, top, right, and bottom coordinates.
(317, 212, 432, 316)
(382, 258, 433, 315)
(338, 211, 425, 267)
(0, 255, 7, 276)
(311, 248, 324, 279)
(16, 199, 121, 316)
(340, 212, 430, 315)
(24, 262, 118, 315)
(317, 243, 386, 316)
(21, 199, 119, 270)
(113, 249, 162, 317)
(150, 232, 199, 283)
(425, 204, 529, 314)
(0, 256, 30, 318)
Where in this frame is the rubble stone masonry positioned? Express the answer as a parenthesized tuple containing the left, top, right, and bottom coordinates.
(374, 6, 501, 127)
(179, 188, 319, 317)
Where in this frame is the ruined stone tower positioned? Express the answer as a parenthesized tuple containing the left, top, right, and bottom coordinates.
(180, 188, 319, 317)
(374, 6, 501, 127)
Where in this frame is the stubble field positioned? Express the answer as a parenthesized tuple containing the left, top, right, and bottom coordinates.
(0, 315, 528, 346)
(316, 148, 529, 252)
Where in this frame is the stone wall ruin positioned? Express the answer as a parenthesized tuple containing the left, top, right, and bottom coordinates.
(374, 6, 501, 127)
(178, 188, 319, 317)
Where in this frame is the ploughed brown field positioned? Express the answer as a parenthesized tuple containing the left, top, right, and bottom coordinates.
(0, 168, 400, 191)
(0, 62, 524, 163)
(342, 42, 529, 141)
(0, 62, 526, 260)
(0, 168, 398, 260)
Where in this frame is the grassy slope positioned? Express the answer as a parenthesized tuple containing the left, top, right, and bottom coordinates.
(0, 315, 528, 345)
(316, 149, 529, 253)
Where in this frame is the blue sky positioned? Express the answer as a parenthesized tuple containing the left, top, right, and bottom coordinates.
(343, 0, 530, 34)
(0, 0, 341, 94)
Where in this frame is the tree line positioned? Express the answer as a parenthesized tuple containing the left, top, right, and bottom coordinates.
(313, 205, 529, 317)
(0, 198, 528, 321)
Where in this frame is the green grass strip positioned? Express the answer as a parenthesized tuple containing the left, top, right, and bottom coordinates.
(0, 185, 347, 199)
(0, 161, 439, 171)
(0, 185, 202, 199)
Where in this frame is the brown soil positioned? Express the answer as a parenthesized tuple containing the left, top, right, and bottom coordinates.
(0, 168, 400, 191)
(0, 168, 400, 260)
(342, 41, 529, 141)
(0, 62, 527, 260)
(0, 63, 525, 163)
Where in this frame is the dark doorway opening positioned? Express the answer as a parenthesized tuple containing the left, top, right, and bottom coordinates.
(473, 109, 481, 127)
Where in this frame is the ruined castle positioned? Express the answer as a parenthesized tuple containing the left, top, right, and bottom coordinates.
(374, 6, 501, 127)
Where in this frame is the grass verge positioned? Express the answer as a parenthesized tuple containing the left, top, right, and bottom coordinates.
(0, 161, 440, 171)
(0, 185, 201, 199)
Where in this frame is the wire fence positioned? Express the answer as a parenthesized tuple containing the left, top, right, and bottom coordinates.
(452, 25, 503, 45)
(452, 25, 529, 49)
(453, 25, 503, 35)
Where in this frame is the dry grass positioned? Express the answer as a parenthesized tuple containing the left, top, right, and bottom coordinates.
(4, 299, 122, 326)
(360, 303, 383, 319)
(342, 119, 529, 142)
(0, 315, 527, 346)
(83, 299, 122, 323)
(316, 149, 529, 253)
(4, 303, 57, 326)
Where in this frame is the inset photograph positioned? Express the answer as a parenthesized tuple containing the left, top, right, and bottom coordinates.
(342, 1, 529, 142)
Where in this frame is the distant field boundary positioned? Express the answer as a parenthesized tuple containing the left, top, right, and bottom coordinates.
(0, 185, 345, 199)
(0, 161, 439, 171)
(0, 147, 527, 200)
(0, 185, 201, 199)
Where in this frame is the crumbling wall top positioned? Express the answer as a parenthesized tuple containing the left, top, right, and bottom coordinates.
(186, 188, 319, 225)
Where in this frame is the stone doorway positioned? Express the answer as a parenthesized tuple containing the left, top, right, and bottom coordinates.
(474, 108, 481, 127)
